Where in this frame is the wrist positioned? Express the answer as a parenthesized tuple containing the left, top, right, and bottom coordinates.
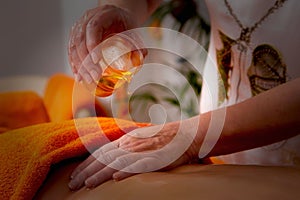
(179, 115, 209, 161)
(184, 109, 227, 160)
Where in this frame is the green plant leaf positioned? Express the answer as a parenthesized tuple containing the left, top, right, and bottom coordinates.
(163, 97, 180, 107)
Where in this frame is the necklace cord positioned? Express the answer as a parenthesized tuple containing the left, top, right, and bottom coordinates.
(224, 0, 288, 42)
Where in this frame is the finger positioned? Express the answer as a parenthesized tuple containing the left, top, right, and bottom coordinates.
(69, 158, 106, 190)
(76, 8, 98, 62)
(80, 54, 102, 83)
(86, 6, 127, 62)
(75, 140, 120, 177)
(112, 157, 159, 181)
(76, 38, 89, 65)
(108, 153, 142, 171)
(84, 153, 143, 188)
(83, 8, 118, 80)
(85, 166, 117, 188)
(77, 61, 94, 84)
(112, 170, 135, 182)
(82, 142, 128, 189)
(95, 148, 128, 167)
(68, 8, 98, 79)
(69, 21, 85, 76)
(70, 154, 96, 179)
(119, 157, 160, 174)
(69, 142, 124, 190)
(85, 9, 108, 52)
(68, 31, 82, 77)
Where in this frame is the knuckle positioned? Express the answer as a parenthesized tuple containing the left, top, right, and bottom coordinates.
(69, 35, 76, 48)
(85, 8, 97, 18)
(102, 154, 114, 164)
(115, 156, 129, 168)
(96, 151, 114, 165)
(83, 11, 90, 20)
(87, 18, 99, 29)
(93, 148, 105, 158)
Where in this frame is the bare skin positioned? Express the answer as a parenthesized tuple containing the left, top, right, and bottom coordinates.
(68, 0, 300, 191)
(68, 77, 300, 190)
(68, 0, 161, 83)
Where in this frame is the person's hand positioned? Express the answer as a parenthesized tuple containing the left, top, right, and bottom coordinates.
(68, 121, 200, 190)
(68, 5, 137, 84)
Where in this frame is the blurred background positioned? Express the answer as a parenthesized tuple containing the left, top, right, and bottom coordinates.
(0, 0, 210, 122)
(0, 0, 97, 78)
(0, 0, 209, 78)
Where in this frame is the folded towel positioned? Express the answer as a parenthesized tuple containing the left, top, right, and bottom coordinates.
(43, 74, 107, 122)
(0, 91, 50, 133)
(0, 117, 149, 200)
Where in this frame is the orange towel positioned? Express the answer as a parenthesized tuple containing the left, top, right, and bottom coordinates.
(0, 117, 150, 200)
(43, 74, 107, 122)
(0, 91, 50, 133)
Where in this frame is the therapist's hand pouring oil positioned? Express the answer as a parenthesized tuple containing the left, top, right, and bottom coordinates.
(68, 5, 146, 97)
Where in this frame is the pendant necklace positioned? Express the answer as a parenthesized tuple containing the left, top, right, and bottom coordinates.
(222, 0, 288, 102)
(223, 0, 288, 150)
(224, 0, 287, 52)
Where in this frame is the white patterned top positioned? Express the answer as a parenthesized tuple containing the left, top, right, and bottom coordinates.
(200, 0, 300, 166)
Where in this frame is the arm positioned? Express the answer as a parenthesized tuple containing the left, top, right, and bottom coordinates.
(192, 77, 300, 158)
(68, 78, 300, 190)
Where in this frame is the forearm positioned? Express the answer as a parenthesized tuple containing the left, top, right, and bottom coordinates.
(99, 0, 163, 25)
(189, 77, 300, 158)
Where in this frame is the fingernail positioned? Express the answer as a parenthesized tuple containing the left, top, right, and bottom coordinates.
(85, 180, 95, 189)
(68, 181, 77, 190)
(113, 178, 120, 182)
(91, 52, 99, 64)
(112, 174, 120, 181)
(70, 171, 76, 179)
(91, 70, 99, 81)
(86, 185, 95, 190)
